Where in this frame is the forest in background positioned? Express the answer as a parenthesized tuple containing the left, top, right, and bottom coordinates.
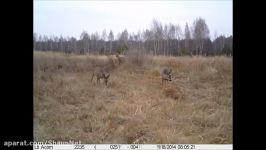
(34, 17, 232, 56)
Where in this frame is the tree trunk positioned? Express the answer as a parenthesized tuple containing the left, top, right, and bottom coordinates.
(110, 41, 112, 54)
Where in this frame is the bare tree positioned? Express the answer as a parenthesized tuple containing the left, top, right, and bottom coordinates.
(34, 33, 37, 50)
(58, 36, 64, 52)
(117, 29, 129, 54)
(184, 23, 191, 54)
(80, 31, 90, 54)
(108, 30, 114, 54)
(192, 17, 210, 55)
(184, 23, 191, 40)
(143, 29, 152, 53)
(168, 23, 176, 56)
(151, 19, 163, 55)
(101, 29, 107, 54)
(129, 33, 134, 49)
(91, 32, 99, 53)
(70, 37, 77, 53)
(119, 29, 129, 45)
(175, 24, 183, 55)
(163, 25, 169, 56)
(137, 30, 142, 50)
(213, 31, 218, 55)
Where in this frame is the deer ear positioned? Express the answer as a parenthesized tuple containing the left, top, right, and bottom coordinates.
(106, 73, 110, 78)
(169, 68, 172, 73)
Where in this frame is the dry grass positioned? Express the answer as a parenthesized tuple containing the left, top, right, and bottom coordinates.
(34, 51, 232, 144)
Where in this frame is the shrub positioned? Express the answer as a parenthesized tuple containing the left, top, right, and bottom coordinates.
(126, 49, 146, 67)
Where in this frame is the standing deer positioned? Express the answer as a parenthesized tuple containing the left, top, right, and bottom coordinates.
(116, 54, 126, 64)
(91, 66, 110, 86)
(160, 67, 172, 84)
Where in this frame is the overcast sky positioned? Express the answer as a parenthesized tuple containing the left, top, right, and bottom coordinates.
(34, 0, 232, 40)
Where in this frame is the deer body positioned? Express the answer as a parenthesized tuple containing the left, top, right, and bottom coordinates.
(160, 67, 172, 84)
(91, 67, 110, 86)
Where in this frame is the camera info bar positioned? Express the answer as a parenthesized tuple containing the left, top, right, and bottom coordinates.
(33, 144, 232, 150)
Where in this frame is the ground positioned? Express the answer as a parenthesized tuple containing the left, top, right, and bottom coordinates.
(34, 51, 232, 144)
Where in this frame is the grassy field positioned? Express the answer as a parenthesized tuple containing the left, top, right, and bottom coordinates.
(34, 51, 232, 144)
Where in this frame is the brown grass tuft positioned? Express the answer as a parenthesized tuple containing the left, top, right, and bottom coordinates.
(163, 87, 183, 101)
(126, 49, 146, 67)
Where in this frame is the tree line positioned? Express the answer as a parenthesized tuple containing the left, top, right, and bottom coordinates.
(34, 17, 232, 56)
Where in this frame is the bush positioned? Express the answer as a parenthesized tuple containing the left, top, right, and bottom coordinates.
(126, 49, 146, 67)
(116, 44, 128, 54)
(180, 48, 189, 56)
(222, 46, 232, 56)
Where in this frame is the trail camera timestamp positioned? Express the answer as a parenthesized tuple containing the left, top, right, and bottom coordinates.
(157, 145, 196, 150)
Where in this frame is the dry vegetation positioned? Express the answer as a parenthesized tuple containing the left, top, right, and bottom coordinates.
(34, 51, 232, 144)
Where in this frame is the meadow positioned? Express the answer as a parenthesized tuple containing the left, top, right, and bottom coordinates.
(34, 51, 232, 144)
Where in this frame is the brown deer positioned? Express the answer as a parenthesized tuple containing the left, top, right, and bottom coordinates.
(91, 66, 110, 86)
(116, 54, 126, 65)
(160, 67, 172, 84)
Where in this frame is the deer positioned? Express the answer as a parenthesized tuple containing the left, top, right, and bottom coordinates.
(91, 66, 110, 86)
(160, 67, 172, 84)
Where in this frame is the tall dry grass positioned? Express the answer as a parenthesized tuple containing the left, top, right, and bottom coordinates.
(34, 51, 232, 144)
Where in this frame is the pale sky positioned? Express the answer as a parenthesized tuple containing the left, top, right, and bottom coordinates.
(34, 0, 232, 40)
